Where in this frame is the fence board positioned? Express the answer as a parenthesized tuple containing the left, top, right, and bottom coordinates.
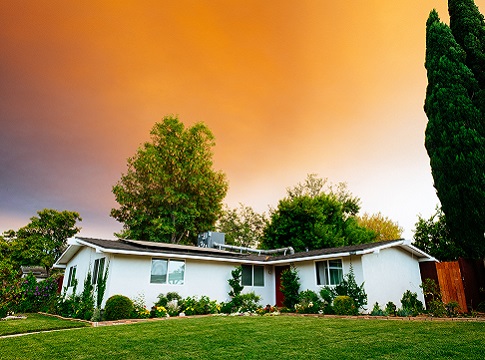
(436, 262, 467, 312)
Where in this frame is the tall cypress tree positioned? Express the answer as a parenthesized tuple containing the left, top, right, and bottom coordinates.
(424, 6, 485, 259)
(449, 0, 485, 89)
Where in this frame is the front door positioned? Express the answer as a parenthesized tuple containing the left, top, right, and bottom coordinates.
(275, 265, 290, 307)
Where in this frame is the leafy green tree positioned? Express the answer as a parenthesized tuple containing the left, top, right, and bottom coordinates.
(217, 204, 267, 248)
(413, 206, 464, 261)
(424, 6, 485, 259)
(261, 175, 375, 252)
(7, 209, 81, 275)
(356, 212, 403, 241)
(111, 116, 228, 244)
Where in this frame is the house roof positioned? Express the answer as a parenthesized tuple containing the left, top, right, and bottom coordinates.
(21, 266, 49, 279)
(54, 237, 436, 268)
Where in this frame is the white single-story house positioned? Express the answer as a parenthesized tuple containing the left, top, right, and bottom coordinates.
(54, 236, 436, 311)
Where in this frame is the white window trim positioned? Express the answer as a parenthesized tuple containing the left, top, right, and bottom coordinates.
(241, 264, 265, 287)
(314, 258, 343, 286)
(150, 258, 186, 285)
(92, 257, 106, 285)
(67, 265, 77, 287)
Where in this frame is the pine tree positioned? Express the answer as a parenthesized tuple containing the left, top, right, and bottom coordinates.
(424, 5, 485, 259)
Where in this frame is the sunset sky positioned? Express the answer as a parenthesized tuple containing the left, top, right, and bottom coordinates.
(2, 1, 483, 240)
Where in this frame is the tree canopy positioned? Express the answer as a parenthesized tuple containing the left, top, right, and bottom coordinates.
(217, 204, 267, 248)
(2, 209, 81, 275)
(111, 115, 228, 244)
(356, 212, 403, 242)
(413, 206, 463, 261)
(424, 2, 485, 259)
(261, 175, 376, 252)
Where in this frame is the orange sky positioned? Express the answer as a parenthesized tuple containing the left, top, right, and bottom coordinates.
(2, 0, 483, 239)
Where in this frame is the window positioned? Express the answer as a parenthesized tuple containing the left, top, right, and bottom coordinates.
(92, 257, 106, 285)
(67, 266, 77, 287)
(151, 259, 185, 285)
(241, 265, 265, 286)
(315, 259, 343, 286)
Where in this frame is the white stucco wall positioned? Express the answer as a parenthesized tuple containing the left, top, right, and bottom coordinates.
(293, 256, 362, 294)
(62, 247, 111, 299)
(63, 247, 277, 308)
(107, 255, 231, 307)
(361, 247, 425, 310)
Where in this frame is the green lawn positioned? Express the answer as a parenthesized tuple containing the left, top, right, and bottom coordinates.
(1, 316, 484, 359)
(0, 313, 88, 337)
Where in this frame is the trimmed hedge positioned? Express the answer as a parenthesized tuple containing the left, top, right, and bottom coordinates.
(104, 295, 134, 321)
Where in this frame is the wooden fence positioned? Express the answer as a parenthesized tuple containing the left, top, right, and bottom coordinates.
(435, 262, 467, 311)
(420, 259, 485, 312)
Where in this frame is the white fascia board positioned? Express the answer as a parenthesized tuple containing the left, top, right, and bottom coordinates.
(267, 251, 358, 265)
(356, 240, 405, 256)
(53, 244, 82, 267)
(351, 240, 436, 261)
(403, 243, 437, 262)
(86, 247, 266, 265)
(75, 238, 105, 254)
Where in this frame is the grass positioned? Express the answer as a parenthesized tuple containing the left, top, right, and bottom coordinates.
(1, 315, 484, 359)
(0, 313, 88, 337)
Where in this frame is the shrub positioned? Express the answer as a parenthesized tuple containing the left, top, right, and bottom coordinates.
(385, 301, 396, 316)
(396, 308, 414, 317)
(319, 287, 335, 314)
(131, 294, 150, 319)
(151, 305, 168, 318)
(52, 280, 80, 318)
(155, 292, 182, 309)
(400, 290, 424, 316)
(333, 295, 357, 315)
(446, 300, 460, 317)
(0, 260, 23, 316)
(370, 302, 387, 316)
(329, 265, 367, 312)
(236, 292, 261, 313)
(280, 267, 300, 310)
(228, 267, 244, 298)
(180, 295, 221, 315)
(165, 300, 181, 317)
(421, 278, 446, 317)
(18, 273, 59, 313)
(427, 300, 446, 317)
(104, 295, 134, 321)
(78, 272, 95, 320)
(295, 290, 321, 314)
(224, 267, 259, 314)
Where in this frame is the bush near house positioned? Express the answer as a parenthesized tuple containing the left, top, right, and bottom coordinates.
(333, 296, 357, 315)
(295, 290, 321, 314)
(104, 295, 134, 321)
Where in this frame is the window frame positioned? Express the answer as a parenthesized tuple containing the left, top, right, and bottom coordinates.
(92, 257, 106, 285)
(315, 258, 343, 286)
(150, 258, 186, 285)
(67, 265, 77, 287)
(241, 264, 265, 287)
